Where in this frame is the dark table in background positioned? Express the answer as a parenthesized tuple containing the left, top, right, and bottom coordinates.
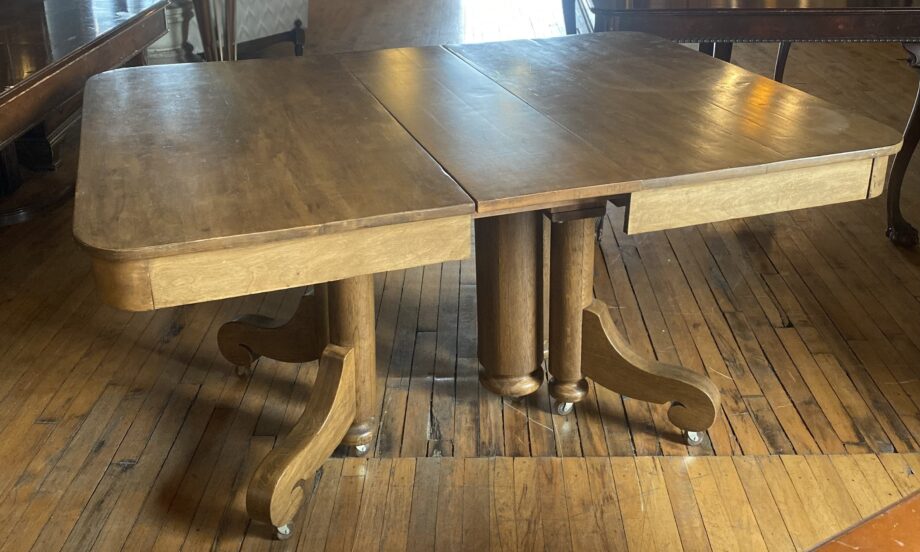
(0, 0, 167, 225)
(562, 0, 920, 247)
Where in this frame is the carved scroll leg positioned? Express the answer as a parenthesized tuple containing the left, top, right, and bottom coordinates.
(548, 213, 719, 441)
(218, 285, 329, 376)
(247, 344, 356, 533)
(582, 299, 720, 435)
(887, 43, 920, 248)
(245, 274, 378, 538)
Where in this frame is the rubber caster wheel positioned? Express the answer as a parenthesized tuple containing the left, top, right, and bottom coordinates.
(684, 431, 705, 447)
(275, 523, 293, 540)
(235, 363, 253, 378)
(553, 400, 574, 416)
(354, 444, 369, 457)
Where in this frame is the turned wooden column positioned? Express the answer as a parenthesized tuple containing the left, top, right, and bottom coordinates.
(548, 216, 594, 406)
(475, 212, 544, 397)
(328, 275, 376, 447)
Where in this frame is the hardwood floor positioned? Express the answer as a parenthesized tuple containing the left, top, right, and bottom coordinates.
(2, 0, 920, 549)
(260, 454, 920, 551)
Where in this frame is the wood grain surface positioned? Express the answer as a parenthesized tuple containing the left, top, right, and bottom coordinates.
(74, 57, 473, 260)
(405, 32, 899, 217)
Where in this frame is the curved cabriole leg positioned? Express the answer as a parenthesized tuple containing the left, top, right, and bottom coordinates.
(582, 300, 719, 432)
(247, 344, 356, 529)
(887, 42, 920, 248)
(218, 285, 329, 375)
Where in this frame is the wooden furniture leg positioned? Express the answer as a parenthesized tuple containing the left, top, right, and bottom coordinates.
(547, 215, 720, 444)
(547, 216, 592, 414)
(328, 274, 377, 450)
(191, 0, 218, 61)
(475, 213, 544, 397)
(713, 42, 733, 62)
(218, 285, 329, 376)
(773, 41, 792, 82)
(562, 0, 577, 35)
(887, 43, 920, 247)
(219, 276, 377, 538)
(247, 344, 355, 537)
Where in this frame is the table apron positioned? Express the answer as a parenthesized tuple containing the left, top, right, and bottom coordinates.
(596, 12, 920, 43)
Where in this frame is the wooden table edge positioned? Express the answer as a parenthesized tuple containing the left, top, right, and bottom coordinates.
(0, 1, 169, 145)
(73, 202, 474, 262)
(84, 214, 473, 311)
(473, 145, 901, 217)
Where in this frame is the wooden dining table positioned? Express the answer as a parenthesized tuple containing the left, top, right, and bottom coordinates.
(582, 0, 920, 247)
(73, 32, 901, 539)
(0, 0, 168, 225)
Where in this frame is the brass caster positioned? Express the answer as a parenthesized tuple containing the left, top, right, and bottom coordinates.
(684, 430, 705, 447)
(553, 400, 574, 416)
(275, 523, 293, 540)
(353, 444, 369, 457)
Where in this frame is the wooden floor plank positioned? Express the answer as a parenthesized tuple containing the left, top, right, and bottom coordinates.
(513, 457, 545, 552)
(379, 458, 416, 552)
(659, 457, 713, 551)
(756, 456, 822, 551)
(323, 457, 368, 552)
(877, 453, 920, 496)
(488, 458, 517, 552)
(731, 457, 796, 552)
(406, 457, 439, 552)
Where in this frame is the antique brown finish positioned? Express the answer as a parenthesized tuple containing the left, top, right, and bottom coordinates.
(328, 275, 377, 448)
(587, 0, 920, 246)
(246, 344, 356, 529)
(75, 59, 472, 261)
(625, 158, 882, 234)
(76, 31, 908, 539)
(217, 285, 330, 375)
(345, 33, 899, 439)
(75, 55, 474, 536)
(583, 300, 721, 432)
(87, 215, 471, 311)
(345, 34, 900, 217)
(448, 33, 901, 208)
(474, 213, 545, 397)
(548, 217, 594, 405)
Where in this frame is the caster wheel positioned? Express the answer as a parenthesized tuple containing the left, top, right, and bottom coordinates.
(274, 523, 293, 540)
(684, 431, 705, 447)
(353, 444, 369, 457)
(553, 400, 574, 416)
(235, 363, 253, 378)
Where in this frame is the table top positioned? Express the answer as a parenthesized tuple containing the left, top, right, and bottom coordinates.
(342, 32, 901, 215)
(0, 0, 167, 98)
(74, 57, 474, 260)
(592, 0, 920, 11)
(76, 31, 901, 260)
